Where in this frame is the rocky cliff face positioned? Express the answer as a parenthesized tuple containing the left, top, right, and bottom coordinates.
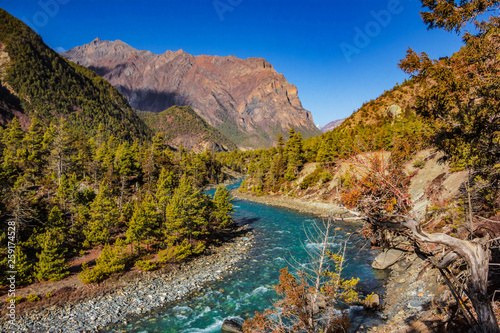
(63, 39, 321, 148)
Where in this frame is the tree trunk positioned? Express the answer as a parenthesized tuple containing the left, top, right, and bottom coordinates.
(401, 218, 499, 332)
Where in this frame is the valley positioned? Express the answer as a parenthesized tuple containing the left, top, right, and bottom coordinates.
(1, 2, 500, 333)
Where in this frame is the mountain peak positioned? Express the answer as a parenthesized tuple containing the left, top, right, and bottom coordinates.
(63, 41, 321, 148)
(92, 37, 101, 43)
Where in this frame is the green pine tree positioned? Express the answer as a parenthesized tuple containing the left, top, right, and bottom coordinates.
(22, 116, 46, 183)
(156, 168, 177, 219)
(1, 117, 25, 181)
(13, 246, 33, 286)
(35, 229, 69, 282)
(165, 176, 209, 243)
(47, 206, 66, 229)
(126, 194, 159, 250)
(47, 118, 74, 186)
(211, 185, 234, 229)
(84, 182, 118, 246)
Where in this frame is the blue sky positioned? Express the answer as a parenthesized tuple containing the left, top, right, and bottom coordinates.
(1, 0, 464, 127)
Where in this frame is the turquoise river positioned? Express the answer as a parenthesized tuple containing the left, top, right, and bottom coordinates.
(105, 180, 387, 332)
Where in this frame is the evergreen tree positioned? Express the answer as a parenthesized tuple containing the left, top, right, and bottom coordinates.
(47, 205, 66, 229)
(13, 246, 33, 286)
(211, 185, 234, 229)
(156, 168, 177, 224)
(35, 229, 69, 282)
(165, 176, 209, 243)
(1, 117, 24, 181)
(47, 118, 74, 186)
(115, 142, 139, 210)
(126, 194, 159, 250)
(22, 116, 46, 183)
(84, 182, 118, 246)
(285, 127, 305, 177)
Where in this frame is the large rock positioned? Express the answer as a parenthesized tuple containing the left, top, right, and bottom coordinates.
(364, 293, 380, 310)
(221, 318, 243, 333)
(386, 104, 402, 119)
(63, 39, 321, 149)
(372, 249, 404, 270)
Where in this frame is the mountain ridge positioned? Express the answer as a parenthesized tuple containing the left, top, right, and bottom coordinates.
(320, 118, 346, 133)
(62, 39, 321, 149)
(137, 105, 237, 153)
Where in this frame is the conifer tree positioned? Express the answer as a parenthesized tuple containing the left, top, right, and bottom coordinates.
(35, 229, 69, 282)
(13, 246, 33, 286)
(1, 117, 25, 181)
(211, 185, 234, 229)
(47, 205, 66, 229)
(165, 176, 208, 243)
(47, 118, 74, 186)
(22, 116, 46, 183)
(84, 182, 118, 246)
(115, 142, 139, 211)
(156, 168, 177, 224)
(55, 173, 79, 223)
(285, 127, 305, 178)
(126, 194, 159, 250)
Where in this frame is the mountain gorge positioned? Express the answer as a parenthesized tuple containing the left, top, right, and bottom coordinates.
(63, 38, 321, 149)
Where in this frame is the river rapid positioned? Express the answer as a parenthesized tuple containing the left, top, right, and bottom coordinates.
(105, 180, 387, 333)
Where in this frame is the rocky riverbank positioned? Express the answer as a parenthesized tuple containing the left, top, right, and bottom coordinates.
(368, 252, 452, 333)
(1, 228, 255, 333)
(233, 191, 347, 218)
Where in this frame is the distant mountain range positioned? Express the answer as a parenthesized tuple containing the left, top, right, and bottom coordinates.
(62, 38, 321, 149)
(320, 118, 345, 133)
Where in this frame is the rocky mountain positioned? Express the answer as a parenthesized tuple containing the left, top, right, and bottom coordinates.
(0, 9, 151, 142)
(320, 118, 345, 133)
(62, 39, 321, 149)
(137, 106, 237, 153)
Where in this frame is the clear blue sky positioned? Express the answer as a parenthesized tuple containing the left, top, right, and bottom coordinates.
(1, 0, 464, 127)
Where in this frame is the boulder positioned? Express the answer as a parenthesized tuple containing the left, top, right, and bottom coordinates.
(364, 293, 380, 310)
(221, 318, 243, 333)
(306, 293, 328, 314)
(386, 104, 402, 119)
(372, 249, 404, 270)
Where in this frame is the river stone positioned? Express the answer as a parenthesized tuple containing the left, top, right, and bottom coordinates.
(221, 318, 243, 333)
(372, 249, 404, 270)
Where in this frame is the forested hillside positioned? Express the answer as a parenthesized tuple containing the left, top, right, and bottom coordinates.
(137, 106, 237, 152)
(232, 3, 500, 331)
(219, 84, 430, 196)
(0, 9, 151, 142)
(0, 113, 236, 289)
